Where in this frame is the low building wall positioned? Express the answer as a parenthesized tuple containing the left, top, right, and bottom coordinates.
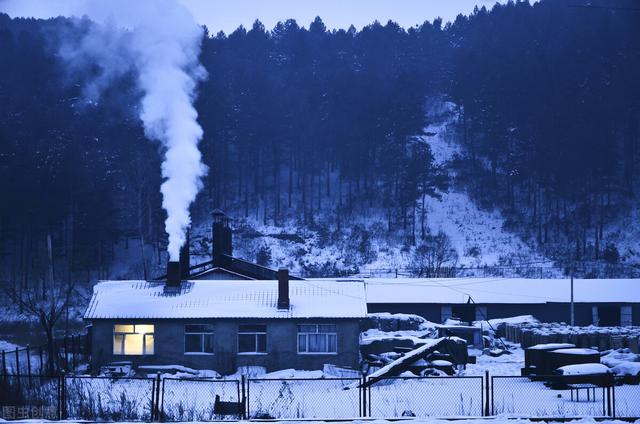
(89, 318, 360, 375)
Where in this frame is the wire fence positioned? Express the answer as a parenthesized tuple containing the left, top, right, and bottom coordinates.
(0, 375, 61, 420)
(611, 382, 640, 418)
(0, 373, 638, 421)
(160, 378, 240, 421)
(491, 375, 614, 417)
(368, 376, 484, 417)
(64, 375, 156, 421)
(1, 334, 88, 377)
(247, 377, 361, 419)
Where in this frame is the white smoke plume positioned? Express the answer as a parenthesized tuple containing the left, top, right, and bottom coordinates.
(2, 0, 208, 261)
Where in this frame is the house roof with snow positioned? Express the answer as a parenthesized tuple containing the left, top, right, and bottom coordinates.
(84, 279, 367, 320)
(355, 278, 640, 304)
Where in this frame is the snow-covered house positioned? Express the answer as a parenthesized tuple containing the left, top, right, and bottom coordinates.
(365, 278, 640, 326)
(84, 271, 366, 374)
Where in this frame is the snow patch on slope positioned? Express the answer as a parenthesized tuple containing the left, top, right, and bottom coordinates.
(421, 103, 554, 270)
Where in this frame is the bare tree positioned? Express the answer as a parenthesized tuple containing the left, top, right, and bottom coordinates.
(6, 230, 76, 374)
(409, 231, 458, 277)
(7, 282, 76, 374)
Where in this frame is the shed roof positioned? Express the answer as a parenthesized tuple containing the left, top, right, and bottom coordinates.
(84, 279, 367, 320)
(355, 277, 640, 305)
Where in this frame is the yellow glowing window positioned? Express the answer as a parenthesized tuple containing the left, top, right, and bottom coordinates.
(113, 324, 155, 355)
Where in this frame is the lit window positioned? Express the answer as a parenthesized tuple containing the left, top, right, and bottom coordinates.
(297, 324, 337, 354)
(238, 325, 267, 353)
(113, 324, 154, 355)
(185, 324, 214, 354)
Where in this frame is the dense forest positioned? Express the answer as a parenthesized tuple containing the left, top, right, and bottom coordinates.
(1, 0, 639, 293)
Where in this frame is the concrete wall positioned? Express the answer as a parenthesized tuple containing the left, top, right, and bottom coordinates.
(89, 318, 360, 375)
(367, 302, 638, 326)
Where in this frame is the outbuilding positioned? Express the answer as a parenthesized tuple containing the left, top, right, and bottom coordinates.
(362, 278, 640, 326)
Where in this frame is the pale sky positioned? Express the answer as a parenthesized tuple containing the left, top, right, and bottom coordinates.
(179, 0, 511, 34)
(1, 0, 517, 33)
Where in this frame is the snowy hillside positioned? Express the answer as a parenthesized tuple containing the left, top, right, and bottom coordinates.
(418, 103, 554, 270)
(184, 101, 558, 278)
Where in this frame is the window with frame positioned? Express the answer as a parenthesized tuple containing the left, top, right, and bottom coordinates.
(297, 324, 337, 354)
(113, 324, 155, 355)
(238, 325, 267, 354)
(184, 324, 215, 354)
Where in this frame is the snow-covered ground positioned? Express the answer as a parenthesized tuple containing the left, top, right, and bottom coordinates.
(464, 346, 525, 376)
(2, 418, 635, 424)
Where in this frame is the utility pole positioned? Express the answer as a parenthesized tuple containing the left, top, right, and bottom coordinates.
(570, 265, 575, 326)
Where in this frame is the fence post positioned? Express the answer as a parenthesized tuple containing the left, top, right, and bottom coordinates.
(606, 379, 612, 417)
(56, 374, 61, 420)
(15, 347, 20, 377)
(26, 345, 31, 382)
(155, 372, 162, 421)
(241, 375, 247, 419)
(610, 374, 616, 418)
(150, 374, 156, 421)
(368, 377, 371, 417)
(1, 350, 6, 378)
(61, 372, 67, 420)
(39, 346, 44, 376)
(246, 375, 250, 419)
(63, 337, 69, 371)
(484, 370, 490, 416)
(70, 336, 75, 371)
(361, 377, 366, 417)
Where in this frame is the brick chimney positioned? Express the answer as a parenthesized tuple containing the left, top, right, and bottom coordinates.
(212, 209, 232, 268)
(277, 268, 290, 310)
(166, 261, 181, 288)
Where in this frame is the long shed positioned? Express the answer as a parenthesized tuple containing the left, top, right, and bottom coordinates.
(357, 278, 640, 326)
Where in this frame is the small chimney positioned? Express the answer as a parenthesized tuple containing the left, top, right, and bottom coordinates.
(179, 231, 190, 280)
(277, 268, 290, 310)
(166, 261, 181, 288)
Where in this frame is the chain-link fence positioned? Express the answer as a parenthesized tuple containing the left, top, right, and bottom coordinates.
(160, 378, 240, 421)
(64, 376, 155, 421)
(247, 377, 362, 419)
(1, 373, 638, 421)
(0, 375, 61, 420)
(613, 383, 640, 418)
(368, 376, 483, 417)
(491, 376, 613, 417)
